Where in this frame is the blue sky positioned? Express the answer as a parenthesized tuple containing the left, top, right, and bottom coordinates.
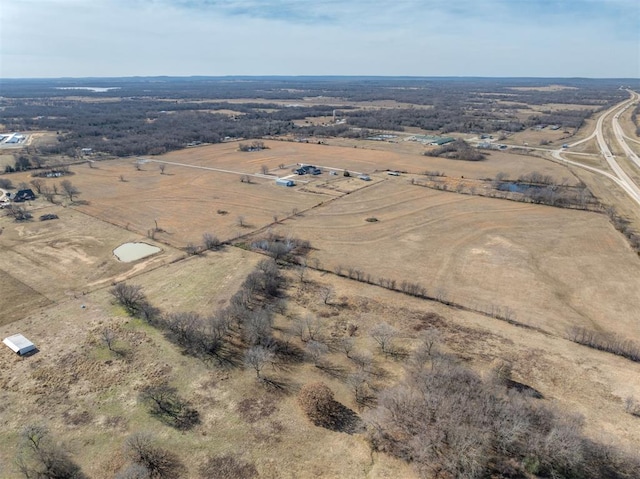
(1, 0, 638, 78)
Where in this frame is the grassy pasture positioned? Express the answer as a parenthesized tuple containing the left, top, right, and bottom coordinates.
(64, 156, 323, 247)
(259, 180, 640, 340)
(0, 253, 639, 478)
(0, 205, 183, 323)
(0, 249, 419, 479)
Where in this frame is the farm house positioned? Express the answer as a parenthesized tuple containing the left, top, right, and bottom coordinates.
(276, 178, 295, 187)
(3, 334, 37, 356)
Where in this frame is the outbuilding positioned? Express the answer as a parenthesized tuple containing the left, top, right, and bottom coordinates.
(13, 189, 36, 202)
(276, 178, 295, 187)
(3, 334, 37, 356)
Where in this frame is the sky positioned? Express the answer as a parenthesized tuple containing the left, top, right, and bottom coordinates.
(1, 0, 638, 78)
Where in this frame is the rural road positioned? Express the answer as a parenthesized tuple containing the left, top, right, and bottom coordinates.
(553, 90, 640, 207)
(136, 157, 275, 180)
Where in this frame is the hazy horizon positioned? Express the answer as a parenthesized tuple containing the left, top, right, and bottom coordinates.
(1, 0, 639, 79)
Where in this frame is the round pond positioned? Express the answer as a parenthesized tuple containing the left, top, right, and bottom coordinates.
(113, 242, 161, 262)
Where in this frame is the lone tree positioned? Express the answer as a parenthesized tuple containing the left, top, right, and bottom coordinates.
(60, 180, 79, 201)
(369, 322, 399, 355)
(202, 232, 221, 251)
(15, 424, 86, 479)
(244, 345, 274, 379)
(123, 433, 184, 479)
(102, 328, 116, 352)
(297, 381, 360, 432)
(109, 283, 147, 316)
(29, 179, 44, 194)
(139, 384, 200, 430)
(158, 163, 166, 174)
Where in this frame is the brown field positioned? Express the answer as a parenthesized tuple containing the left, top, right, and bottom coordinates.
(1, 116, 640, 477)
(257, 180, 640, 340)
(0, 250, 638, 478)
(6, 140, 575, 251)
(0, 204, 184, 323)
(502, 127, 574, 147)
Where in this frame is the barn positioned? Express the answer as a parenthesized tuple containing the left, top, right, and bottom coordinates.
(3, 334, 37, 356)
(13, 189, 36, 202)
(276, 178, 295, 187)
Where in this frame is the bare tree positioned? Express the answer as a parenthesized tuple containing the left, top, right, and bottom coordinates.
(29, 179, 44, 194)
(139, 384, 200, 430)
(119, 174, 126, 182)
(244, 345, 274, 378)
(260, 165, 269, 175)
(338, 337, 355, 358)
(202, 232, 221, 251)
(7, 204, 32, 221)
(185, 243, 201, 255)
(60, 180, 79, 201)
(292, 314, 324, 343)
(320, 286, 335, 305)
(102, 328, 116, 351)
(297, 258, 308, 283)
(158, 163, 166, 175)
(236, 215, 246, 227)
(369, 322, 399, 355)
(305, 340, 329, 367)
(109, 283, 147, 316)
(124, 433, 184, 478)
(346, 371, 372, 406)
(16, 424, 86, 479)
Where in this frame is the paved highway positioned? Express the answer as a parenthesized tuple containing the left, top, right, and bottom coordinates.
(553, 91, 640, 207)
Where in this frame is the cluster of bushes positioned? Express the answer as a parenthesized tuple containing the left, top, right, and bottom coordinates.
(567, 326, 640, 362)
(251, 234, 311, 261)
(367, 356, 640, 479)
(238, 140, 267, 151)
(424, 139, 486, 161)
(109, 258, 284, 363)
(607, 208, 640, 253)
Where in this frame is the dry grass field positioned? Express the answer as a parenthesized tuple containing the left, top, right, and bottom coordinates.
(0, 251, 638, 478)
(0, 204, 183, 325)
(1, 119, 640, 477)
(0, 250, 420, 479)
(257, 180, 640, 341)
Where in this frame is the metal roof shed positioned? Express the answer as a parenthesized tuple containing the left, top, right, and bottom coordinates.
(3, 334, 36, 356)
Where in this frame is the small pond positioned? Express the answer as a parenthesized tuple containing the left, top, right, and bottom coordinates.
(113, 242, 161, 262)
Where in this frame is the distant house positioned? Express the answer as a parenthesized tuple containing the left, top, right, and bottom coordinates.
(3, 334, 37, 356)
(13, 189, 36, 202)
(429, 137, 455, 146)
(276, 178, 295, 187)
(358, 174, 371, 181)
(295, 165, 320, 175)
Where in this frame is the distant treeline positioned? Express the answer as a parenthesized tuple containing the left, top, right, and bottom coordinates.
(0, 77, 628, 157)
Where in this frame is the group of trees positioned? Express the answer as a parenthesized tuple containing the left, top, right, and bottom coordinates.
(567, 326, 640, 362)
(424, 139, 486, 161)
(367, 354, 640, 479)
(109, 258, 285, 371)
(2, 77, 629, 158)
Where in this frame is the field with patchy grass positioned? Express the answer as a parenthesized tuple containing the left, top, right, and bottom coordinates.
(0, 252, 639, 478)
(0, 205, 183, 324)
(257, 180, 640, 341)
(1, 106, 639, 477)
